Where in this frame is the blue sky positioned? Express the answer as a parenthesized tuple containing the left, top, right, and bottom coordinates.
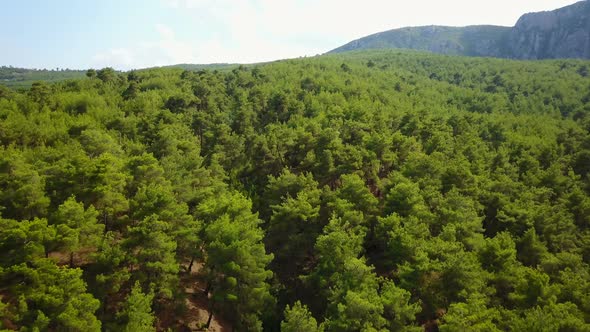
(0, 0, 580, 70)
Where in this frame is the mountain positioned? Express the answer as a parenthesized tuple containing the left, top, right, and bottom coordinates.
(509, 0, 590, 59)
(330, 25, 511, 57)
(330, 0, 590, 59)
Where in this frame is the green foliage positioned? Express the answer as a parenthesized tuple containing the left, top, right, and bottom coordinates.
(0, 148, 50, 220)
(0, 259, 101, 331)
(265, 169, 323, 287)
(0, 65, 86, 89)
(124, 215, 178, 299)
(499, 302, 590, 331)
(380, 280, 422, 331)
(281, 301, 322, 332)
(0, 218, 53, 266)
(53, 196, 103, 266)
(0, 50, 589, 330)
(440, 295, 501, 332)
(117, 281, 155, 332)
(202, 197, 274, 331)
(96, 67, 119, 83)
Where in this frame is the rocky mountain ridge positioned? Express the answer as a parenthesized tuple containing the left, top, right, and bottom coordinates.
(330, 0, 590, 59)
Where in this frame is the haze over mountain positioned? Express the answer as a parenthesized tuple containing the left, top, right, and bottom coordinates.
(330, 0, 590, 59)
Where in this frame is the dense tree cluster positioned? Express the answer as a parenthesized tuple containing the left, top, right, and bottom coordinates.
(1, 50, 590, 331)
(0, 66, 86, 89)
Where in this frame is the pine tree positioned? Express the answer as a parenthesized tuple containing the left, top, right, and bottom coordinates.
(118, 281, 155, 332)
(281, 301, 322, 332)
(53, 196, 103, 266)
(124, 215, 178, 299)
(202, 193, 274, 331)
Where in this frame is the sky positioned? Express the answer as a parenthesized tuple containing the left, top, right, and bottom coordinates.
(0, 0, 581, 70)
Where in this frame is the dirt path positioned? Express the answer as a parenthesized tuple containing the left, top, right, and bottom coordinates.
(178, 262, 232, 332)
(48, 247, 96, 266)
(49, 251, 230, 331)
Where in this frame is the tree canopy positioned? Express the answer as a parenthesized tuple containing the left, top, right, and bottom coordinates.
(1, 49, 590, 330)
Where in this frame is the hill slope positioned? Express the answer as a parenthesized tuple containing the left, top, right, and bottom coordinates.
(0, 66, 86, 89)
(330, 0, 590, 59)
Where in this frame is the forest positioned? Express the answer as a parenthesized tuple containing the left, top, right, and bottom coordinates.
(0, 50, 590, 331)
(0, 66, 86, 89)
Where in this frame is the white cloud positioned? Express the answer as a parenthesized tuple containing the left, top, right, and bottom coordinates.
(90, 18, 311, 70)
(91, 24, 199, 69)
(155, 23, 175, 40)
(91, 48, 135, 69)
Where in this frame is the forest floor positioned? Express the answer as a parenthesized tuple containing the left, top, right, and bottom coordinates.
(48, 247, 95, 266)
(179, 262, 232, 332)
(49, 250, 231, 331)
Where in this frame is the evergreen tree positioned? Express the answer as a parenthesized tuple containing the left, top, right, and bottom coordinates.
(53, 196, 103, 266)
(124, 215, 179, 299)
(281, 301, 323, 332)
(118, 281, 155, 332)
(202, 195, 274, 331)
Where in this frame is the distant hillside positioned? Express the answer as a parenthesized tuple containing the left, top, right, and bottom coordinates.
(0, 66, 86, 89)
(331, 25, 511, 57)
(330, 0, 590, 59)
(158, 63, 239, 71)
(0, 64, 241, 89)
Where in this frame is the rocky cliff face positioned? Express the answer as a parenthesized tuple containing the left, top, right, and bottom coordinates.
(508, 0, 590, 59)
(330, 0, 590, 60)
